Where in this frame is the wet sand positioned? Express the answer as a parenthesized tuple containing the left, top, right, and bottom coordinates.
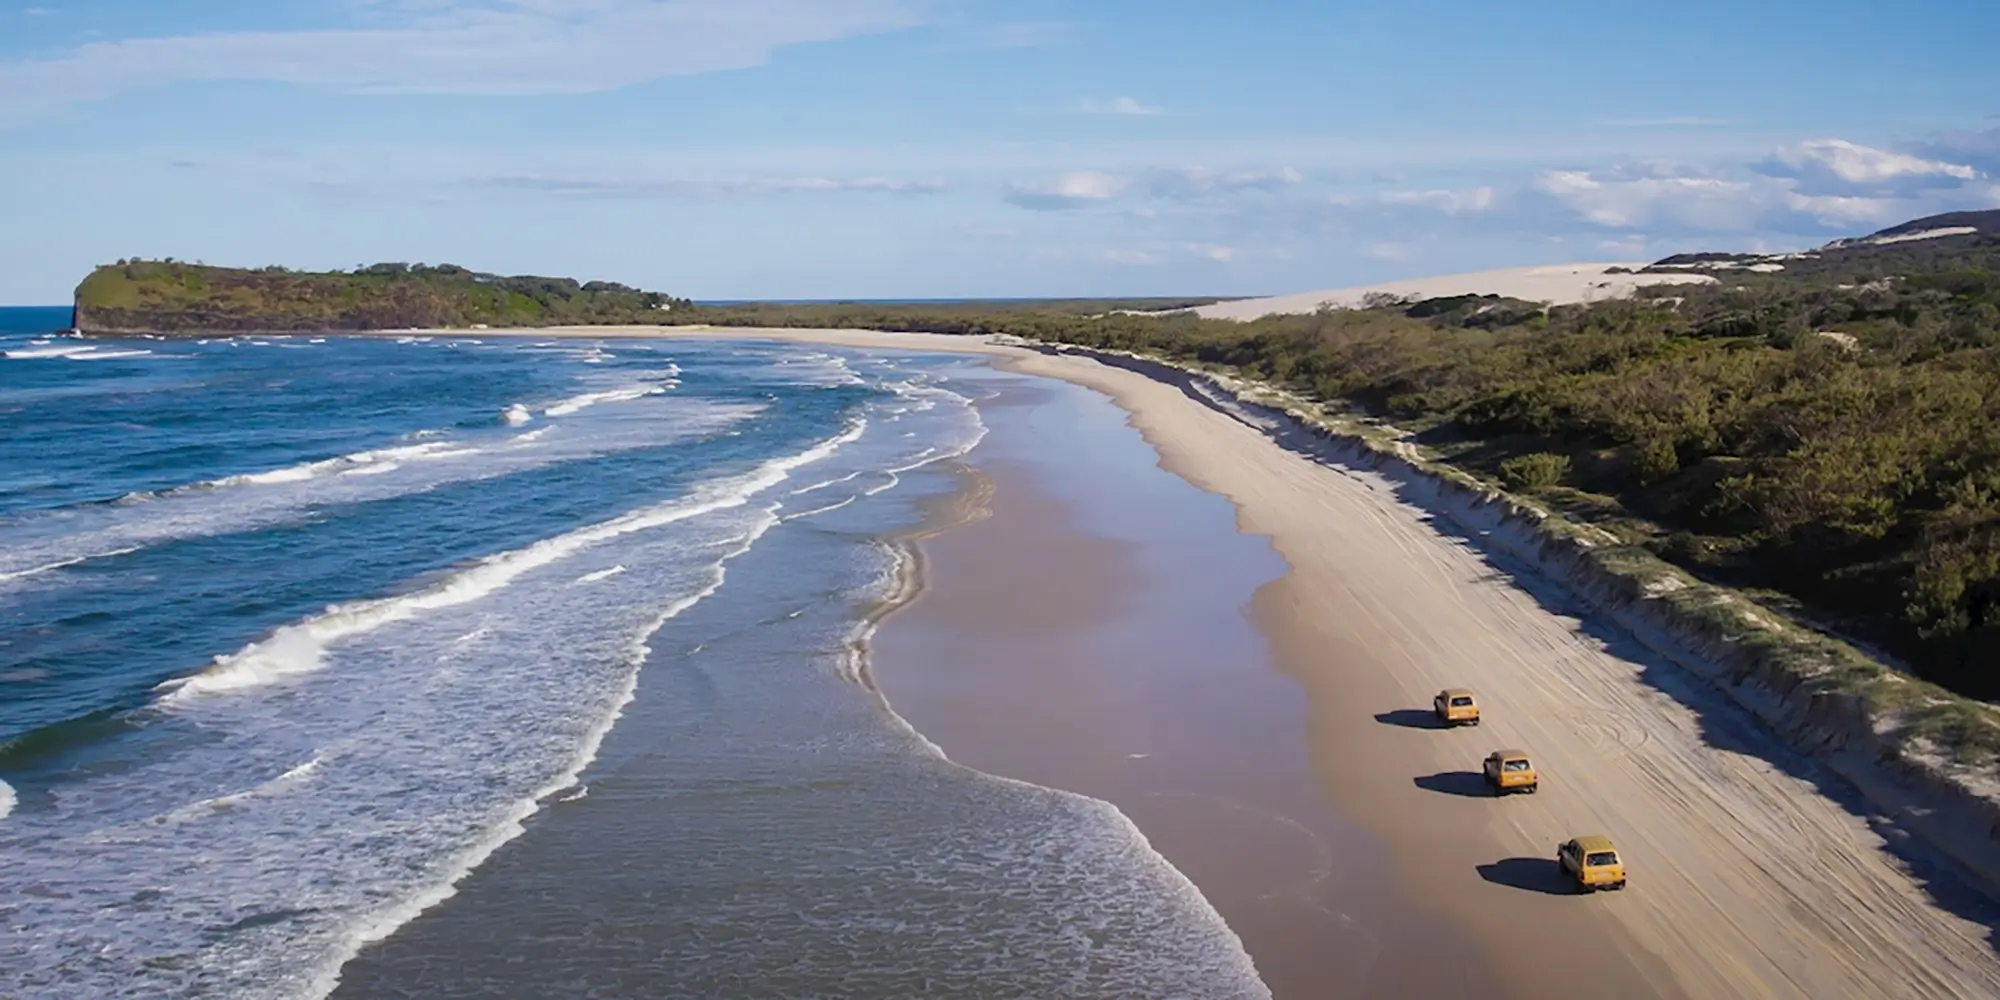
(871, 376, 1494, 998)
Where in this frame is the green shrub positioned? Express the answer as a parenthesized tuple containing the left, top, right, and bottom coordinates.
(1499, 453, 1572, 491)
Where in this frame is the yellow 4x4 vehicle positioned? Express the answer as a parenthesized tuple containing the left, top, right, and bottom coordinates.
(1557, 835, 1626, 891)
(1433, 688, 1480, 726)
(1481, 750, 1537, 794)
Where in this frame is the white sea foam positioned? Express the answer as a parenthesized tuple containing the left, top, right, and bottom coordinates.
(772, 351, 868, 387)
(5, 344, 98, 359)
(206, 441, 462, 488)
(142, 754, 329, 826)
(69, 349, 154, 360)
(780, 495, 859, 521)
(5, 497, 797, 997)
(788, 470, 865, 496)
(0, 399, 765, 584)
(573, 565, 626, 585)
(161, 419, 864, 700)
(542, 383, 670, 417)
(502, 403, 533, 426)
(310, 516, 780, 999)
(0, 546, 142, 584)
(0, 778, 15, 820)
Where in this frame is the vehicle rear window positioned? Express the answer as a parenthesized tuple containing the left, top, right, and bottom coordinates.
(1502, 759, 1530, 772)
(1585, 851, 1619, 867)
(1450, 697, 1473, 707)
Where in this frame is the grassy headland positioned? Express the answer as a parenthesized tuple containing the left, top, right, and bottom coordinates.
(73, 260, 695, 333)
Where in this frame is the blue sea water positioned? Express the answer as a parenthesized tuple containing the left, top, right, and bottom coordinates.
(0, 322, 1265, 999)
(0, 305, 71, 336)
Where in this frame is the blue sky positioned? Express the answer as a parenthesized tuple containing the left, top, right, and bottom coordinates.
(3, 0, 1998, 303)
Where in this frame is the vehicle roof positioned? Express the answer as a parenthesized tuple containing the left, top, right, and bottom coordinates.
(1573, 835, 1618, 852)
(1440, 687, 1475, 697)
(1491, 749, 1530, 760)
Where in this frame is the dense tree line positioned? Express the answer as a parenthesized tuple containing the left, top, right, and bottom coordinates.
(75, 261, 692, 332)
(686, 236, 2000, 700)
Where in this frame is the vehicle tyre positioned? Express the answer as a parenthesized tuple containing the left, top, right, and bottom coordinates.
(1526, 784, 1538, 794)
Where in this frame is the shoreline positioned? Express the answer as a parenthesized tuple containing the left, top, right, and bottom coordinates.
(519, 324, 2000, 998)
(862, 374, 1498, 997)
(207, 324, 2000, 996)
(325, 345, 1274, 999)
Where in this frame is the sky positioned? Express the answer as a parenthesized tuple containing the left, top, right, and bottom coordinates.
(2, 0, 1999, 303)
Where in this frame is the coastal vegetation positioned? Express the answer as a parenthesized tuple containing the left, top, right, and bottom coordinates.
(684, 213, 2000, 704)
(73, 260, 695, 333)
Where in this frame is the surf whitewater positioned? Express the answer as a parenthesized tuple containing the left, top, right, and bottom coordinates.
(0, 326, 1268, 1000)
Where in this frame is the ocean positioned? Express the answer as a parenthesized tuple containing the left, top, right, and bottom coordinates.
(0, 310, 1265, 999)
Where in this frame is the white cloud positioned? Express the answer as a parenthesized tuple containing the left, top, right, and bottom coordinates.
(1003, 170, 1129, 210)
(1759, 138, 1982, 204)
(1364, 242, 1410, 261)
(1145, 166, 1302, 197)
(1535, 170, 1762, 228)
(1531, 164, 1949, 234)
(1076, 95, 1165, 116)
(1529, 136, 1990, 239)
(1773, 138, 1976, 186)
(0, 0, 923, 117)
(1495, 139, 1986, 243)
(1004, 166, 1300, 210)
(1371, 186, 1495, 214)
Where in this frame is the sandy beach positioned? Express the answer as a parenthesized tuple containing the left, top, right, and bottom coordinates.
(869, 373, 1493, 997)
(477, 323, 2000, 999)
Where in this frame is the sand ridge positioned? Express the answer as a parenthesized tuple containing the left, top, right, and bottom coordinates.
(1186, 262, 1718, 321)
(407, 325, 2000, 998)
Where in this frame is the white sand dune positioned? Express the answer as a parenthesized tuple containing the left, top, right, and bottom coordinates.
(1193, 262, 1719, 321)
(1840, 226, 1980, 248)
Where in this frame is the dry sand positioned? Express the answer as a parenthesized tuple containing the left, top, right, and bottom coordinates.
(449, 325, 2000, 998)
(1187, 263, 1718, 321)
